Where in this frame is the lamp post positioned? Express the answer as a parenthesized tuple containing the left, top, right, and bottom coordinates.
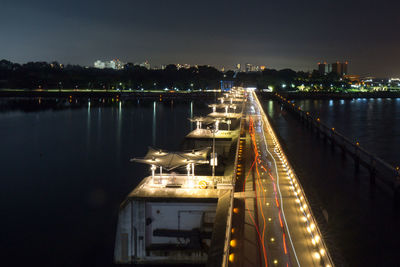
(151, 164, 156, 184)
(209, 122, 218, 187)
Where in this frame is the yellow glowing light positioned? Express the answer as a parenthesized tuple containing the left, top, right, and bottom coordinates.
(307, 227, 311, 233)
(273, 259, 278, 264)
(229, 253, 235, 262)
(230, 239, 237, 247)
(270, 237, 275, 242)
(320, 248, 325, 255)
(310, 223, 315, 230)
(314, 252, 321, 260)
(233, 208, 239, 214)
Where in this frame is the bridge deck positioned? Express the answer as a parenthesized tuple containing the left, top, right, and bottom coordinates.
(227, 91, 333, 267)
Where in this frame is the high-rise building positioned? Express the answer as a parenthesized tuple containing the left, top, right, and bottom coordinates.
(331, 62, 348, 76)
(318, 61, 348, 76)
(318, 62, 327, 75)
(342, 61, 348, 75)
(245, 63, 252, 72)
(236, 63, 241, 72)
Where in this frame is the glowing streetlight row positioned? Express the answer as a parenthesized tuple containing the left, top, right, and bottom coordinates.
(268, 122, 333, 267)
(255, 92, 333, 267)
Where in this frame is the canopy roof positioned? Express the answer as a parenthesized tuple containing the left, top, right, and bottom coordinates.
(208, 103, 237, 109)
(131, 147, 210, 171)
(188, 116, 231, 125)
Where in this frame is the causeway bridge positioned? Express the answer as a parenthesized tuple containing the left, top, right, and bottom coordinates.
(114, 87, 334, 266)
(222, 90, 333, 267)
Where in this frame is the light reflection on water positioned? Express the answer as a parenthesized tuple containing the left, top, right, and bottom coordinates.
(0, 98, 210, 266)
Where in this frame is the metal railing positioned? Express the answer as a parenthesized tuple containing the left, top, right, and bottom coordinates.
(273, 93, 400, 195)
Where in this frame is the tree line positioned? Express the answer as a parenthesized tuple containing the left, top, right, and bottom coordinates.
(0, 59, 346, 91)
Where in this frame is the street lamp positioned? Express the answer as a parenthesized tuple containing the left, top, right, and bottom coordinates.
(208, 122, 218, 187)
(151, 164, 156, 184)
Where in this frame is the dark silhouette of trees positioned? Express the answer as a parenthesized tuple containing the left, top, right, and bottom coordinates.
(0, 59, 347, 91)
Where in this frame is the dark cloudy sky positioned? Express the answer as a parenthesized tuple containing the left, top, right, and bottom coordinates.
(1, 0, 399, 77)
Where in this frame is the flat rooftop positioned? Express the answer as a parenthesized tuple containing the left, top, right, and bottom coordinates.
(208, 112, 242, 119)
(186, 129, 239, 139)
(123, 175, 231, 205)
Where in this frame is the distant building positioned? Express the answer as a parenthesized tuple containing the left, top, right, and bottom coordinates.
(331, 62, 348, 76)
(176, 63, 192, 70)
(318, 62, 328, 75)
(220, 80, 234, 91)
(94, 60, 106, 69)
(245, 63, 260, 72)
(343, 75, 360, 82)
(236, 63, 241, 72)
(140, 60, 151, 70)
(317, 61, 348, 76)
(94, 59, 125, 70)
(245, 63, 252, 72)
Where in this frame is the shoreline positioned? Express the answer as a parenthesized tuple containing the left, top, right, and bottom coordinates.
(2, 89, 400, 99)
(259, 91, 400, 99)
(0, 89, 221, 99)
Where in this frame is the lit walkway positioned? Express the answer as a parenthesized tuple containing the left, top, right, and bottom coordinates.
(229, 91, 333, 267)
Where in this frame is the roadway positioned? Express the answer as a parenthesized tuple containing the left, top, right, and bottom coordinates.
(229, 91, 333, 267)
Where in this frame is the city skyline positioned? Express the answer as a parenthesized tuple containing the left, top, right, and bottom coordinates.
(1, 0, 400, 77)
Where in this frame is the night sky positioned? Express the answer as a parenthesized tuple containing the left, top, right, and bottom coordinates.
(2, 0, 400, 77)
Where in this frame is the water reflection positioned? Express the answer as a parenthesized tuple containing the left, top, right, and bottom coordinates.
(152, 101, 156, 146)
(116, 101, 122, 162)
(190, 101, 193, 131)
(0, 97, 210, 266)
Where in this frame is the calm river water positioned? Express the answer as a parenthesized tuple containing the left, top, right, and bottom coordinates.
(0, 98, 211, 266)
(1, 97, 399, 266)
